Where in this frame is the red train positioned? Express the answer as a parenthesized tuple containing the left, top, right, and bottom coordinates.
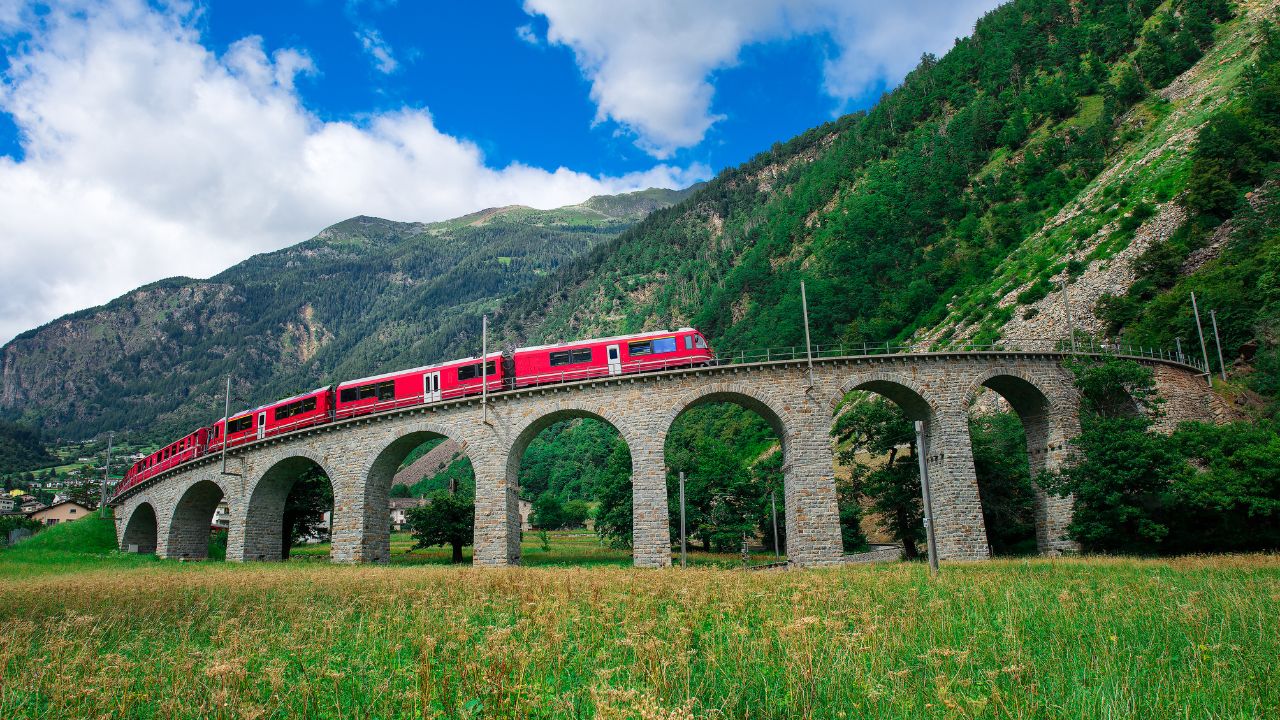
(114, 328, 713, 497)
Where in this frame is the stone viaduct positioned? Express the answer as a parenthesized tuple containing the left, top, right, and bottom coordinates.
(111, 352, 1220, 568)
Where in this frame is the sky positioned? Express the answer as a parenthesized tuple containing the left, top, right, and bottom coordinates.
(0, 0, 1002, 344)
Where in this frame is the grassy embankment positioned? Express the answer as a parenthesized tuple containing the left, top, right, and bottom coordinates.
(0, 516, 1276, 719)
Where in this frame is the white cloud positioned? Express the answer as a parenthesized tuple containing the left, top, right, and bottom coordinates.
(355, 26, 398, 74)
(515, 23, 539, 46)
(0, 0, 706, 344)
(523, 0, 1003, 158)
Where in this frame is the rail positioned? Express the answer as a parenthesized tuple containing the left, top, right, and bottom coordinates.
(110, 338, 1203, 500)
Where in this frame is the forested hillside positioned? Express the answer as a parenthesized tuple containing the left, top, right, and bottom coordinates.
(0, 421, 55, 474)
(0, 189, 691, 440)
(6, 0, 1277, 449)
(487, 0, 1265, 372)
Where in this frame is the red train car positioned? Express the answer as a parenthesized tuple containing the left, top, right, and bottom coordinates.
(209, 386, 334, 452)
(512, 328, 712, 388)
(334, 352, 504, 420)
(118, 427, 209, 494)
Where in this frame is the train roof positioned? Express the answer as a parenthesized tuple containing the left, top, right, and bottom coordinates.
(226, 385, 331, 420)
(336, 352, 504, 388)
(515, 328, 698, 354)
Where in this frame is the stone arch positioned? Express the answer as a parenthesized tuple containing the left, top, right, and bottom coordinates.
(662, 381, 841, 567)
(663, 382, 790, 445)
(833, 369, 990, 561)
(834, 370, 939, 421)
(120, 501, 158, 554)
(506, 402, 636, 482)
(964, 366, 1080, 556)
(239, 453, 336, 561)
(502, 402, 641, 566)
(165, 478, 227, 560)
(359, 423, 475, 565)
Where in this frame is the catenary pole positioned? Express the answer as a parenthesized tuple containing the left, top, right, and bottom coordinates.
(482, 315, 489, 425)
(1175, 337, 1184, 364)
(1210, 309, 1227, 382)
(1191, 292, 1212, 386)
(800, 280, 814, 387)
(98, 431, 113, 517)
(679, 471, 687, 568)
(221, 375, 233, 476)
(914, 421, 939, 576)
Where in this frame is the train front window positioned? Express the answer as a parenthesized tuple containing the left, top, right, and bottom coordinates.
(694, 335, 707, 349)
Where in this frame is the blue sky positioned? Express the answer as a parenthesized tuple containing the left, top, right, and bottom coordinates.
(0, 0, 1000, 343)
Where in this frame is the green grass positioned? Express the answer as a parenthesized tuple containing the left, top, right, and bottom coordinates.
(290, 529, 787, 569)
(0, 524, 1276, 718)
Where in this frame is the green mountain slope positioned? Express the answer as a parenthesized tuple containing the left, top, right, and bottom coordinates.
(485, 0, 1262, 364)
(0, 188, 692, 440)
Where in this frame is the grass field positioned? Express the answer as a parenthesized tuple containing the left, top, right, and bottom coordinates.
(0, 517, 1276, 719)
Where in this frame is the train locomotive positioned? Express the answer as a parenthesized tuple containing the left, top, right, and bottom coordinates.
(115, 328, 713, 496)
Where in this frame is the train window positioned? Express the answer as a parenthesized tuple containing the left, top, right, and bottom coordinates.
(275, 396, 318, 420)
(653, 337, 677, 354)
(694, 335, 708, 349)
(227, 416, 253, 434)
(685, 336, 693, 350)
(627, 341, 652, 356)
(341, 380, 395, 403)
(549, 349, 592, 367)
(458, 361, 498, 380)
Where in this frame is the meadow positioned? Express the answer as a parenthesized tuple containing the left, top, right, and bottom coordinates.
(0, 517, 1276, 719)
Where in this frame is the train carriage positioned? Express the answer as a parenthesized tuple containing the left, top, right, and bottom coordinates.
(512, 328, 712, 388)
(334, 352, 504, 419)
(117, 427, 209, 495)
(112, 329, 715, 501)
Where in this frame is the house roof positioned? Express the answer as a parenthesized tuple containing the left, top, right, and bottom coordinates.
(26, 500, 91, 516)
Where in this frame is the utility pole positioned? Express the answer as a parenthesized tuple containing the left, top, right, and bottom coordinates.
(98, 431, 114, 517)
(770, 491, 780, 560)
(221, 375, 240, 477)
(800, 280, 814, 387)
(1175, 337, 1184, 364)
(679, 471, 687, 569)
(1210, 309, 1226, 382)
(913, 421, 939, 576)
(482, 315, 490, 425)
(1190, 292, 1212, 386)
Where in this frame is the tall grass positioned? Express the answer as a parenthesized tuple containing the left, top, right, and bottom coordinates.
(0, 546, 1276, 719)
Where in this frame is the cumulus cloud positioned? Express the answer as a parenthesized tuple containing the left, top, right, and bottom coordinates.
(0, 0, 705, 344)
(523, 0, 1003, 158)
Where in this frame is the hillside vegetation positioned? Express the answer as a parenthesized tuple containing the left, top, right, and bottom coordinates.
(0, 189, 691, 441)
(0, 420, 55, 474)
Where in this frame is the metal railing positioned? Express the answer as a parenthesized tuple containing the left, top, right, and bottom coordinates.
(709, 337, 1207, 373)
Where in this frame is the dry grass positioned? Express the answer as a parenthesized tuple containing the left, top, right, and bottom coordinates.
(0, 550, 1277, 719)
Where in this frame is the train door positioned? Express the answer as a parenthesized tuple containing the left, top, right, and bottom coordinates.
(607, 344, 622, 375)
(425, 371, 442, 403)
(257, 411, 266, 440)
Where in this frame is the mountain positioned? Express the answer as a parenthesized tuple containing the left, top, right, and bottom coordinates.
(7, 0, 1278, 443)
(482, 0, 1273, 388)
(0, 188, 693, 440)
